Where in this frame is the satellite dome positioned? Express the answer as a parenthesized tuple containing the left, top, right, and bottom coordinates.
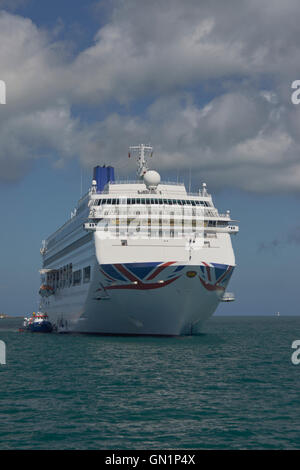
(143, 170, 161, 189)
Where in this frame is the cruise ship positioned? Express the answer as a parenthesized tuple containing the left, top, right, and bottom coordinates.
(39, 145, 238, 335)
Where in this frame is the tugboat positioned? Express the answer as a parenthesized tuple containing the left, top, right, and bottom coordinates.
(23, 312, 53, 333)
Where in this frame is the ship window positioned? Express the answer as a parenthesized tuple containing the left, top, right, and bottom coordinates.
(73, 269, 82, 286)
(68, 263, 72, 286)
(131, 199, 136, 204)
(141, 199, 146, 204)
(83, 266, 91, 283)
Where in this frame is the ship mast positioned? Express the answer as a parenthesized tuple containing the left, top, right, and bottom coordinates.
(129, 144, 153, 179)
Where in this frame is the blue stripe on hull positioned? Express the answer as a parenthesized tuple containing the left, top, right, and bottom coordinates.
(28, 322, 53, 333)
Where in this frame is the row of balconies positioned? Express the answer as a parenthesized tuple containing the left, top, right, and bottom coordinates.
(88, 207, 225, 219)
(84, 221, 238, 234)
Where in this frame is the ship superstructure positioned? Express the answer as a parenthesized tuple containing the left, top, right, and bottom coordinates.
(39, 145, 238, 335)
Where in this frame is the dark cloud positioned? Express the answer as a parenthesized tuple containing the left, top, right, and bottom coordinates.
(258, 225, 300, 252)
(287, 225, 300, 245)
(257, 239, 281, 253)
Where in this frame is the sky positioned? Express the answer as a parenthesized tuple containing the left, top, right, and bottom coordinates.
(0, 0, 299, 316)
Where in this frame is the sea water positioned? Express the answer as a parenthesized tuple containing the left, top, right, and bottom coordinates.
(0, 316, 300, 450)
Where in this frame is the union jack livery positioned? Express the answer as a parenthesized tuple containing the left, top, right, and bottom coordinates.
(97, 262, 183, 294)
(199, 262, 234, 292)
(39, 144, 238, 335)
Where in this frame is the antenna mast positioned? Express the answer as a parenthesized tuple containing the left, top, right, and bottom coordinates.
(129, 144, 153, 179)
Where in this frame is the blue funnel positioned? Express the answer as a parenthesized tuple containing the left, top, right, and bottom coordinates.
(93, 165, 115, 192)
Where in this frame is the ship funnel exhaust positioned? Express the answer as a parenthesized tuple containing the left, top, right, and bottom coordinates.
(93, 165, 115, 192)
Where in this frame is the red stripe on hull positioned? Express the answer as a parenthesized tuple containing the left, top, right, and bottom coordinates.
(146, 261, 176, 280)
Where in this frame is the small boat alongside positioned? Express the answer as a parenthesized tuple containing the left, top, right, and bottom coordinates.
(23, 312, 53, 333)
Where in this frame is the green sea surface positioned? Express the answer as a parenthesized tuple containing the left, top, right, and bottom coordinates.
(0, 316, 299, 449)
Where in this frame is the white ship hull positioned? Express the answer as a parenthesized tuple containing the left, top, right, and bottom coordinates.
(76, 264, 231, 336)
(41, 235, 235, 335)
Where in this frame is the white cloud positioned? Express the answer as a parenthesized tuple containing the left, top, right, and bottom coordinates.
(0, 102, 78, 181)
(0, 2, 300, 192)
